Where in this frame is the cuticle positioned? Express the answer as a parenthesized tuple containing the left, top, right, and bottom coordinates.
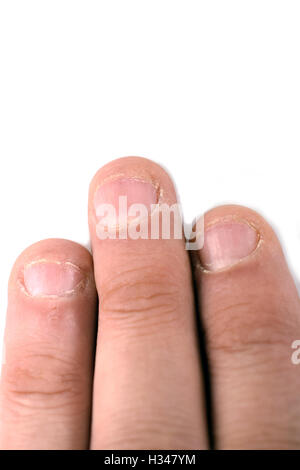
(94, 174, 161, 204)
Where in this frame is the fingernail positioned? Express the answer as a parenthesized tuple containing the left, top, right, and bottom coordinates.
(94, 177, 158, 230)
(24, 261, 85, 297)
(200, 221, 259, 271)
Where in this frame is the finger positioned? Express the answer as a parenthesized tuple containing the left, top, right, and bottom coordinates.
(193, 205, 300, 449)
(0, 239, 97, 449)
(89, 156, 208, 449)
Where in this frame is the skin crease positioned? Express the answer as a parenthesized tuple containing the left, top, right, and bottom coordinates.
(0, 156, 299, 450)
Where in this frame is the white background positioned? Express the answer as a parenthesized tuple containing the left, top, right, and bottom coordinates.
(0, 1, 300, 360)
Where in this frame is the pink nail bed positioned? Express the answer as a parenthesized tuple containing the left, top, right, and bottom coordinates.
(24, 261, 84, 297)
(200, 221, 259, 271)
(94, 177, 158, 227)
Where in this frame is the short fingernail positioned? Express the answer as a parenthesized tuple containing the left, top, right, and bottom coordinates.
(94, 177, 158, 230)
(200, 220, 259, 271)
(24, 261, 85, 297)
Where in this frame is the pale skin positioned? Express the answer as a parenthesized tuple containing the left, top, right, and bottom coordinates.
(1, 156, 300, 449)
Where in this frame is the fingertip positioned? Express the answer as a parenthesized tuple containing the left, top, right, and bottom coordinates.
(199, 204, 286, 273)
(88, 156, 178, 214)
(8, 238, 95, 299)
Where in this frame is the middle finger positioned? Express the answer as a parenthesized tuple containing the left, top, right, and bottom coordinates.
(88, 157, 208, 450)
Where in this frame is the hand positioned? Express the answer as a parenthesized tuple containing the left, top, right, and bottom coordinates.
(1, 157, 299, 449)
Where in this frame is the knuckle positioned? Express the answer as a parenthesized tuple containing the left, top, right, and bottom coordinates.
(99, 261, 183, 327)
(2, 345, 85, 412)
(99, 409, 200, 449)
(205, 297, 295, 355)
